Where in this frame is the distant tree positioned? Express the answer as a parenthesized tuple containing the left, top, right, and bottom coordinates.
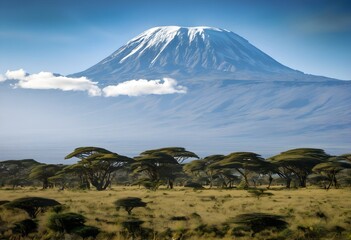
(48, 169, 76, 190)
(341, 153, 351, 162)
(140, 147, 198, 189)
(0, 159, 40, 188)
(312, 156, 351, 189)
(61, 164, 90, 189)
(4, 197, 60, 218)
(132, 152, 179, 190)
(268, 148, 330, 188)
(248, 189, 274, 199)
(267, 161, 295, 188)
(184, 155, 225, 188)
(308, 174, 330, 189)
(184, 181, 204, 189)
(215, 168, 241, 188)
(29, 164, 63, 189)
(65, 147, 134, 191)
(210, 152, 269, 188)
(114, 197, 147, 215)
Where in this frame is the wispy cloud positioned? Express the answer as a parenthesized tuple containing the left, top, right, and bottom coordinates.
(3, 69, 101, 96)
(102, 78, 187, 97)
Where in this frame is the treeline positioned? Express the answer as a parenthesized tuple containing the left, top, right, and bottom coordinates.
(1, 147, 351, 191)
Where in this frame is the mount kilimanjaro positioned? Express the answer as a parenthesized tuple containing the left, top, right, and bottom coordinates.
(1, 26, 350, 162)
(72, 26, 334, 83)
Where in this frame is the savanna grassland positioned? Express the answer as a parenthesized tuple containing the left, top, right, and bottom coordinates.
(1, 186, 351, 240)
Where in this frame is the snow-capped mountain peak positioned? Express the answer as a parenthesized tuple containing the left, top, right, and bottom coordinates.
(72, 26, 334, 84)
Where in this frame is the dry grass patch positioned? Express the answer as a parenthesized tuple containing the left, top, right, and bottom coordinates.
(0, 187, 350, 239)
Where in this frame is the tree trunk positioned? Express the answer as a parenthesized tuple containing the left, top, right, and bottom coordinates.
(209, 175, 213, 189)
(267, 175, 273, 189)
(333, 175, 338, 188)
(286, 178, 291, 188)
(243, 174, 249, 188)
(167, 179, 174, 189)
(299, 176, 307, 188)
(43, 178, 49, 189)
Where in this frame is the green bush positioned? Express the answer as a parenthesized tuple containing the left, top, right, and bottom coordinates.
(48, 212, 85, 233)
(114, 197, 147, 215)
(12, 219, 38, 237)
(4, 197, 60, 218)
(72, 225, 100, 239)
(228, 212, 288, 237)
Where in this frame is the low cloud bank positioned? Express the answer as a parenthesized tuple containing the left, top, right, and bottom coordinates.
(103, 78, 187, 97)
(3, 69, 101, 96)
(1, 69, 187, 97)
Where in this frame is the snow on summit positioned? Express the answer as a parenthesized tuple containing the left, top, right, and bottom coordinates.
(72, 26, 337, 84)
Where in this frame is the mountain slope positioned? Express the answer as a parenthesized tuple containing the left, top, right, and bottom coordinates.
(72, 26, 336, 83)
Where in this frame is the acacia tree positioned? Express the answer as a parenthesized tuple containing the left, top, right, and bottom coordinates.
(184, 155, 225, 188)
(210, 152, 269, 188)
(29, 164, 63, 189)
(65, 147, 134, 191)
(132, 152, 179, 190)
(114, 197, 147, 215)
(59, 164, 90, 189)
(312, 156, 351, 189)
(140, 147, 199, 189)
(4, 197, 60, 218)
(269, 148, 330, 188)
(0, 159, 40, 188)
(341, 154, 351, 162)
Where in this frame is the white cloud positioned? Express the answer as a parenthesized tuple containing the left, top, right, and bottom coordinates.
(3, 69, 101, 96)
(0, 74, 5, 82)
(5, 69, 26, 80)
(103, 78, 187, 97)
(2, 70, 187, 97)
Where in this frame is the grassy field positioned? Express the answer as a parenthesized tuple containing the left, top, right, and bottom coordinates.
(1, 186, 351, 239)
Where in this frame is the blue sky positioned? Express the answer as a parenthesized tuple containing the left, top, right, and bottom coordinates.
(1, 0, 351, 80)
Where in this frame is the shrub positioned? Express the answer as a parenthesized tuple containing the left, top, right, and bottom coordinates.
(48, 212, 85, 233)
(193, 224, 228, 238)
(248, 189, 274, 199)
(170, 216, 189, 221)
(114, 197, 147, 215)
(228, 212, 288, 236)
(4, 197, 60, 218)
(120, 218, 148, 238)
(184, 182, 204, 189)
(12, 219, 38, 237)
(51, 204, 66, 213)
(0, 200, 9, 205)
(72, 225, 100, 239)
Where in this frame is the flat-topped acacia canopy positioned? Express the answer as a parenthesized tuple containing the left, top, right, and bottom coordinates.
(4, 197, 60, 218)
(64, 147, 112, 159)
